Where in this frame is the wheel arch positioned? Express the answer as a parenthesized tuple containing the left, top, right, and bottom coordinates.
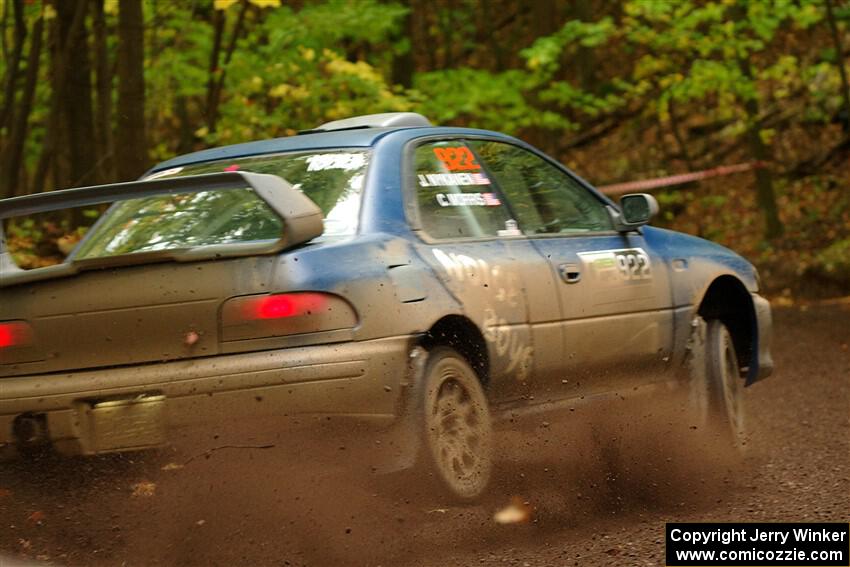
(418, 315, 489, 386)
(697, 275, 757, 379)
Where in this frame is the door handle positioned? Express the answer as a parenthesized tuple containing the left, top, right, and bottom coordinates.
(558, 263, 581, 284)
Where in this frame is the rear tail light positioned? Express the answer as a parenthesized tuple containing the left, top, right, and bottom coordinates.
(0, 321, 33, 350)
(0, 321, 37, 365)
(220, 292, 357, 342)
(249, 293, 328, 320)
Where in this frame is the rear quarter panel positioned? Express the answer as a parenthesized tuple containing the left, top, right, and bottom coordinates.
(273, 234, 462, 341)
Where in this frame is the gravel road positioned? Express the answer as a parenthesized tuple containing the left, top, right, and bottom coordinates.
(1, 303, 848, 566)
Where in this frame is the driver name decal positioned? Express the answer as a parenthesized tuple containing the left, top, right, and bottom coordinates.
(418, 172, 491, 187)
(435, 192, 501, 207)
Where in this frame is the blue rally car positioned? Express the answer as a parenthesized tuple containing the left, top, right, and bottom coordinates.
(0, 113, 772, 500)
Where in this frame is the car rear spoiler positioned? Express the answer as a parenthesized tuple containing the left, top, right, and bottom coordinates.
(0, 171, 324, 287)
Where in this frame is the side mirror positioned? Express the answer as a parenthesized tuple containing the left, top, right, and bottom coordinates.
(610, 193, 659, 232)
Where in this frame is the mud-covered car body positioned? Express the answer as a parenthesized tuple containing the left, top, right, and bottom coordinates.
(0, 113, 772, 458)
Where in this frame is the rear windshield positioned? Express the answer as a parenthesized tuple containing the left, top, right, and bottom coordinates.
(73, 189, 284, 259)
(157, 149, 369, 239)
(5, 150, 369, 269)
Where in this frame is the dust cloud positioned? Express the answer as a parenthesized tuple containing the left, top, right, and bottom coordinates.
(0, 390, 750, 567)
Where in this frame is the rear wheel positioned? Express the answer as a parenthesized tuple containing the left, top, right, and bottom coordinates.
(705, 319, 748, 452)
(419, 347, 493, 502)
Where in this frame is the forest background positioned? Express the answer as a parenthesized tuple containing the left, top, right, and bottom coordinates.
(2, 0, 849, 298)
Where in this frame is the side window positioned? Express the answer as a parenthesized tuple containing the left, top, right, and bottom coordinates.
(413, 140, 512, 239)
(468, 141, 613, 234)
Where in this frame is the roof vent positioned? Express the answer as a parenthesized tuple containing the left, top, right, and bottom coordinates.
(312, 112, 432, 132)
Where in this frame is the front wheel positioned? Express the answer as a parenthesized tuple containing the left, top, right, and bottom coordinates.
(418, 347, 493, 502)
(705, 319, 749, 452)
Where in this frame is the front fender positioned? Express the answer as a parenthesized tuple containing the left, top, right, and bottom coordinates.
(750, 293, 774, 384)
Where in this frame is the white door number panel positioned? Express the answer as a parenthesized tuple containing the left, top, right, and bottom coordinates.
(579, 248, 653, 285)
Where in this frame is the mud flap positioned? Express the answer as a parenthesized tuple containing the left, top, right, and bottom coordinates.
(371, 346, 427, 474)
(685, 316, 711, 425)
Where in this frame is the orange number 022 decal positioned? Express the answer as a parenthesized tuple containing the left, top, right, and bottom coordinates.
(433, 147, 480, 171)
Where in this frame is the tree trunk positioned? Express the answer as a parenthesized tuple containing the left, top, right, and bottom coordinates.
(54, 0, 97, 188)
(571, 0, 597, 92)
(0, 0, 8, 63)
(116, 0, 147, 181)
(1, 15, 43, 198)
(530, 0, 558, 40)
(0, 0, 25, 132)
(205, 1, 248, 133)
(175, 95, 195, 154)
(523, 0, 563, 155)
(391, 0, 414, 88)
(34, 0, 88, 192)
(479, 1, 516, 71)
(92, 0, 115, 182)
(204, 8, 225, 132)
(439, 0, 456, 69)
(739, 58, 783, 239)
(668, 98, 695, 170)
(825, 0, 850, 132)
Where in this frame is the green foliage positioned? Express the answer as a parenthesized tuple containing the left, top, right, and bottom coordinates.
(415, 68, 570, 132)
(3, 0, 844, 167)
(2, 0, 850, 292)
(612, 0, 827, 135)
(143, 0, 409, 150)
(397, 0, 837, 150)
(4, 213, 94, 270)
(522, 17, 615, 73)
(815, 239, 850, 282)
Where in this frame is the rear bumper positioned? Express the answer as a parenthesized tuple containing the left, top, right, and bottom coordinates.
(749, 293, 774, 384)
(0, 336, 412, 455)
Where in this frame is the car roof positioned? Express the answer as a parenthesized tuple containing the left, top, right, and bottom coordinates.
(152, 128, 394, 172)
(148, 124, 516, 173)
